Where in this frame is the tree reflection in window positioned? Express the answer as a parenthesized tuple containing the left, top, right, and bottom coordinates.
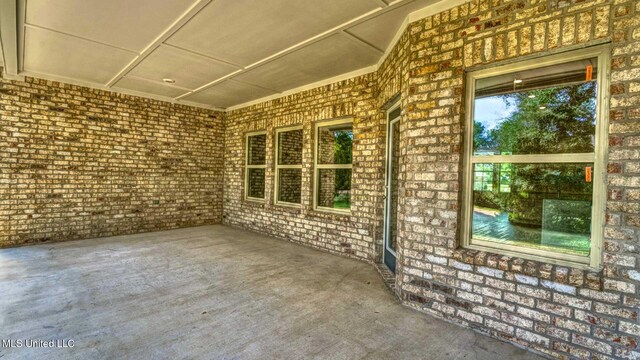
(470, 56, 598, 256)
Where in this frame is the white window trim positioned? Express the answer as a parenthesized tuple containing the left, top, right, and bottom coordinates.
(245, 131, 267, 203)
(274, 125, 303, 208)
(461, 45, 610, 270)
(313, 118, 353, 215)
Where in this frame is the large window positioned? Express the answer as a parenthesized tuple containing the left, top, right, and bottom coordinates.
(275, 126, 303, 206)
(245, 132, 266, 201)
(463, 46, 608, 268)
(314, 119, 353, 213)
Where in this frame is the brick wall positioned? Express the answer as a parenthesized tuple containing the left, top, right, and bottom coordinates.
(1, 0, 637, 357)
(224, 74, 383, 260)
(1, 76, 225, 247)
(224, 0, 640, 358)
(396, 0, 640, 359)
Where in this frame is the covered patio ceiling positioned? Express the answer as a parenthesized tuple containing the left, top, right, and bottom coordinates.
(0, 0, 464, 110)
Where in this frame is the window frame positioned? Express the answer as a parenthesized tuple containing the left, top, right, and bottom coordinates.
(244, 131, 267, 203)
(384, 101, 401, 261)
(274, 125, 304, 208)
(461, 45, 610, 270)
(313, 118, 354, 215)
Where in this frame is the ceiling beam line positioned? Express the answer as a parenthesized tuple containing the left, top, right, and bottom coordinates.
(373, 0, 390, 7)
(177, 0, 421, 100)
(162, 42, 243, 69)
(225, 0, 479, 111)
(174, 8, 380, 99)
(228, 78, 280, 93)
(23, 24, 138, 54)
(105, 0, 214, 88)
(174, 68, 244, 100)
(342, 30, 385, 54)
(0, 0, 19, 77)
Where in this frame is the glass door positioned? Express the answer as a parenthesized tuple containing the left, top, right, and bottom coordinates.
(384, 104, 401, 272)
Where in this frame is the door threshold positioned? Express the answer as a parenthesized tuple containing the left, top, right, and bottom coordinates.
(374, 262, 397, 296)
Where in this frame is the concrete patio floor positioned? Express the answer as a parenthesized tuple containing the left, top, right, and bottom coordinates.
(0, 225, 543, 359)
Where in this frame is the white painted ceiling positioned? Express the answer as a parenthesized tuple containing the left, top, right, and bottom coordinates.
(14, 0, 454, 110)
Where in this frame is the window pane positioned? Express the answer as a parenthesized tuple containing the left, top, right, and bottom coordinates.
(247, 134, 266, 165)
(473, 58, 597, 156)
(318, 124, 353, 165)
(247, 168, 265, 199)
(471, 163, 593, 256)
(317, 169, 351, 209)
(278, 168, 302, 204)
(278, 129, 303, 165)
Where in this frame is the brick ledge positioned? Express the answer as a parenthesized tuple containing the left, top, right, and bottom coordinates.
(452, 248, 603, 290)
(374, 262, 398, 297)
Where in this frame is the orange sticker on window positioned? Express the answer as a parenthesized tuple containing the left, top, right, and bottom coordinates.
(585, 166, 592, 182)
(586, 65, 593, 81)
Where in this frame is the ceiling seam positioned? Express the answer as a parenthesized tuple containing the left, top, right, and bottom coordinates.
(342, 30, 386, 54)
(124, 74, 193, 91)
(227, 78, 280, 94)
(105, 0, 215, 88)
(178, 6, 389, 101)
(160, 43, 243, 69)
(17, 0, 468, 110)
(226, 0, 468, 111)
(177, 0, 433, 101)
(23, 24, 138, 54)
(174, 69, 245, 100)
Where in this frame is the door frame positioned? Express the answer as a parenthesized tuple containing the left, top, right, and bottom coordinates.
(383, 101, 401, 271)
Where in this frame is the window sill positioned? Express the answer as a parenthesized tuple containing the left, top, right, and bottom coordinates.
(274, 201, 301, 208)
(467, 239, 592, 269)
(309, 208, 351, 221)
(313, 207, 351, 216)
(243, 198, 265, 206)
(452, 247, 603, 291)
(272, 202, 303, 212)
